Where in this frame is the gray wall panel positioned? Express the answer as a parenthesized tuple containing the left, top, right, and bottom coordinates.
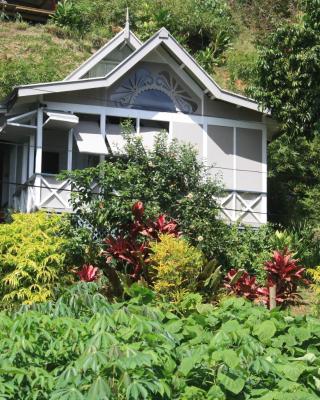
(236, 128, 262, 192)
(207, 125, 233, 189)
(204, 97, 262, 122)
(172, 122, 203, 158)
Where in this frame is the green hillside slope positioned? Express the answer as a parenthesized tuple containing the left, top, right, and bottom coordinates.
(0, 22, 91, 100)
(0, 0, 298, 101)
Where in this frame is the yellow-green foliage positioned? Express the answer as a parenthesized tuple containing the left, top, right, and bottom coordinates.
(0, 212, 70, 306)
(148, 234, 204, 300)
(309, 267, 320, 295)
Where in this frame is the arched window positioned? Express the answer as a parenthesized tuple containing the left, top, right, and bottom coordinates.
(133, 89, 176, 112)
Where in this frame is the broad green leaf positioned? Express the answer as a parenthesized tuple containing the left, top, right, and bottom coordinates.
(221, 349, 240, 369)
(276, 363, 306, 382)
(253, 320, 276, 343)
(87, 377, 111, 399)
(217, 371, 245, 395)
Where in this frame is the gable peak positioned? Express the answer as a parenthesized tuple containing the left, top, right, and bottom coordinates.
(159, 27, 169, 39)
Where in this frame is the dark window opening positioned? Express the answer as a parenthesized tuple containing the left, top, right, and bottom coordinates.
(42, 151, 60, 174)
(107, 116, 136, 130)
(140, 119, 169, 131)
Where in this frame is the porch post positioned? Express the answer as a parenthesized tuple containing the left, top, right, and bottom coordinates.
(28, 134, 35, 178)
(261, 125, 267, 223)
(100, 113, 106, 163)
(233, 127, 237, 222)
(67, 129, 73, 170)
(35, 108, 43, 174)
(21, 142, 28, 184)
(35, 108, 43, 207)
(8, 145, 17, 207)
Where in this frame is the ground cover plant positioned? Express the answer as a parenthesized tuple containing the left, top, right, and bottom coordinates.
(0, 282, 320, 399)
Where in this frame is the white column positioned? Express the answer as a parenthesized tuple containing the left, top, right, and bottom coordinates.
(100, 113, 106, 163)
(233, 127, 237, 222)
(28, 134, 35, 178)
(35, 108, 43, 207)
(8, 145, 17, 207)
(35, 108, 43, 174)
(261, 125, 268, 223)
(21, 142, 28, 183)
(136, 117, 140, 135)
(202, 120, 208, 164)
(67, 129, 73, 171)
(168, 120, 173, 142)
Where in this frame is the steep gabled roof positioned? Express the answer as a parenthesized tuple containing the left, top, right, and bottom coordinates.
(8, 27, 263, 113)
(64, 29, 142, 81)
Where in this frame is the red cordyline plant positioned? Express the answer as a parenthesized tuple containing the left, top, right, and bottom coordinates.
(224, 248, 309, 308)
(103, 201, 180, 281)
(224, 269, 267, 302)
(264, 249, 308, 306)
(76, 264, 99, 282)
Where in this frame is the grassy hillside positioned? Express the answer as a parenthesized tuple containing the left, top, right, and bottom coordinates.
(0, 0, 298, 101)
(0, 22, 92, 100)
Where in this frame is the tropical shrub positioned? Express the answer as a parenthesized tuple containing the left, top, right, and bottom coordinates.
(1, 283, 320, 398)
(102, 201, 179, 295)
(225, 249, 308, 308)
(252, 0, 320, 226)
(0, 212, 71, 307)
(265, 249, 308, 306)
(61, 133, 228, 264)
(224, 269, 265, 302)
(51, 0, 92, 35)
(308, 266, 320, 316)
(148, 234, 204, 300)
(222, 224, 274, 282)
(288, 222, 320, 268)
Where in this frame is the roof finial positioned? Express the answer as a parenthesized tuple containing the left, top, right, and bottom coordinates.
(124, 7, 130, 38)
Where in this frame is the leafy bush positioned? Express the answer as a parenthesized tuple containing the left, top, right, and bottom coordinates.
(0, 283, 320, 398)
(102, 201, 179, 295)
(51, 0, 236, 65)
(222, 224, 274, 282)
(0, 212, 71, 307)
(225, 249, 308, 308)
(51, 0, 93, 35)
(287, 222, 320, 268)
(61, 133, 227, 266)
(224, 269, 265, 302)
(265, 249, 308, 306)
(148, 234, 204, 300)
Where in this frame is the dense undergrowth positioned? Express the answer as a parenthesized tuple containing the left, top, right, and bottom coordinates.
(1, 282, 320, 399)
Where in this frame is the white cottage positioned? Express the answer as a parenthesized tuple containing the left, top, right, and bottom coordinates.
(0, 23, 276, 225)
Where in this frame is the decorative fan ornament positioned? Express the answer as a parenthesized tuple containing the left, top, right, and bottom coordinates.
(110, 68, 198, 113)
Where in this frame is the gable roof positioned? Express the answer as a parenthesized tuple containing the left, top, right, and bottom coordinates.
(7, 27, 263, 113)
(64, 29, 142, 81)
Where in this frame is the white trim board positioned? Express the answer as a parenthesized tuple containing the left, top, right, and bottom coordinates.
(13, 28, 265, 114)
(44, 101, 265, 130)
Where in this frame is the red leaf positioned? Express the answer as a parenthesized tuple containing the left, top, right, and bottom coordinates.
(76, 264, 99, 282)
